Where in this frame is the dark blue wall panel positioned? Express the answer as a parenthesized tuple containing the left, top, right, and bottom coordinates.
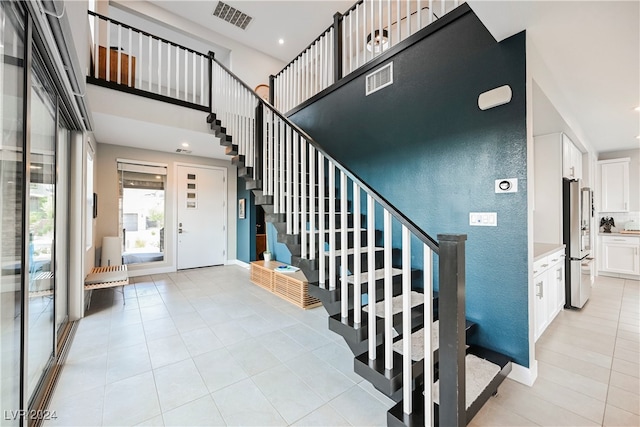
(236, 177, 256, 263)
(289, 16, 529, 366)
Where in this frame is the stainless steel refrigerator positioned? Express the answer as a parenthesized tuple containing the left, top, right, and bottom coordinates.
(563, 179, 592, 309)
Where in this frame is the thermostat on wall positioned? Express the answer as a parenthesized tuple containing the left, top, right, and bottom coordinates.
(495, 178, 518, 193)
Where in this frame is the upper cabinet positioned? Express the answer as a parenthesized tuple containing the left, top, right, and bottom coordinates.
(534, 132, 583, 244)
(599, 158, 630, 212)
(562, 134, 582, 180)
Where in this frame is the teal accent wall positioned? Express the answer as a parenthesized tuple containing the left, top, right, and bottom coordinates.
(236, 177, 256, 263)
(266, 222, 292, 264)
(289, 17, 529, 366)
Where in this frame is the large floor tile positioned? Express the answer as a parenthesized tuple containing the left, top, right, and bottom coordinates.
(44, 384, 105, 427)
(147, 334, 190, 369)
(328, 385, 389, 427)
(252, 364, 325, 424)
(180, 326, 224, 356)
(286, 352, 357, 402)
(291, 403, 351, 427)
(153, 358, 209, 412)
(102, 371, 161, 426)
(226, 339, 281, 376)
(212, 378, 286, 426)
(106, 342, 152, 384)
(193, 348, 249, 393)
(162, 395, 225, 426)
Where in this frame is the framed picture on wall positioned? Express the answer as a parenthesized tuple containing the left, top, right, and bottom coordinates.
(239, 198, 245, 219)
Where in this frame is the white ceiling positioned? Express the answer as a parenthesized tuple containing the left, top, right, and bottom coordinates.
(93, 0, 639, 157)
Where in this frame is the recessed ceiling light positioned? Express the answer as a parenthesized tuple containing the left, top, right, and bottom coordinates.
(181, 142, 190, 147)
(278, 39, 284, 45)
(635, 106, 640, 112)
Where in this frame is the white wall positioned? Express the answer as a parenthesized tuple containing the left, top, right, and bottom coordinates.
(110, 0, 285, 90)
(95, 143, 237, 276)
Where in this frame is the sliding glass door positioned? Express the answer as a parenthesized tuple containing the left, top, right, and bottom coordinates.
(26, 47, 57, 400)
(0, 3, 25, 424)
(1, 2, 74, 422)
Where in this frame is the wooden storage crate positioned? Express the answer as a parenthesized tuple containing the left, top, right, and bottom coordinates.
(250, 261, 321, 309)
(250, 261, 274, 291)
(273, 272, 321, 309)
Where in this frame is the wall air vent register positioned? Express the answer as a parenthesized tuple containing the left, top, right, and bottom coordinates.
(213, 1, 253, 30)
(366, 62, 393, 96)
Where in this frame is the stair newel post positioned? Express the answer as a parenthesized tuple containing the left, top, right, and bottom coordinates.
(208, 51, 215, 114)
(437, 233, 467, 427)
(268, 74, 275, 106)
(333, 12, 343, 83)
(254, 103, 264, 184)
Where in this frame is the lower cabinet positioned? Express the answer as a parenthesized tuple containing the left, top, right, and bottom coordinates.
(534, 249, 565, 341)
(600, 235, 640, 276)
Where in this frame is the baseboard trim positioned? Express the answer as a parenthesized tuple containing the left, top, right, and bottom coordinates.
(126, 265, 176, 277)
(227, 259, 250, 269)
(508, 360, 538, 386)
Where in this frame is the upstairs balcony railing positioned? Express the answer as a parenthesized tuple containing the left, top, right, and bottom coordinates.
(87, 11, 210, 111)
(271, 0, 464, 113)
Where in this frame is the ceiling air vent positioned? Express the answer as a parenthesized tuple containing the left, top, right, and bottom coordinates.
(366, 62, 393, 96)
(175, 148, 192, 154)
(213, 1, 253, 30)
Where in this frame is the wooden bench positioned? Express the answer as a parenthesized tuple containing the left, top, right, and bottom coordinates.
(84, 265, 130, 307)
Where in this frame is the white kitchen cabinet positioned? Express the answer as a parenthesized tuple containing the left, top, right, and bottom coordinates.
(598, 159, 630, 212)
(600, 235, 640, 275)
(562, 134, 582, 180)
(534, 248, 566, 341)
(533, 265, 549, 341)
(534, 133, 585, 245)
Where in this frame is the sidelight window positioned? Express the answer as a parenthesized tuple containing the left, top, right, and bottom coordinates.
(117, 161, 167, 265)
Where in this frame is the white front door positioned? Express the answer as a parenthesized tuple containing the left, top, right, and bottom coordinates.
(176, 165, 226, 269)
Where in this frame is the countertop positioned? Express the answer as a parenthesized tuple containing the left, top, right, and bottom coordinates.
(598, 232, 640, 237)
(534, 243, 566, 261)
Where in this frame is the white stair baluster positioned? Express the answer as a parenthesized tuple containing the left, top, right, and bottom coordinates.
(106, 20, 111, 82)
(263, 107, 268, 195)
(286, 125, 292, 235)
(293, 133, 300, 235)
(328, 161, 337, 291)
(367, 194, 376, 359)
(340, 171, 348, 318)
(300, 140, 307, 259)
(353, 183, 362, 326)
(128, 28, 132, 87)
(424, 243, 434, 426)
(402, 225, 412, 414)
(117, 24, 121, 84)
(309, 145, 316, 261)
(273, 117, 280, 214)
(318, 152, 326, 286)
(279, 119, 286, 214)
(384, 209, 393, 371)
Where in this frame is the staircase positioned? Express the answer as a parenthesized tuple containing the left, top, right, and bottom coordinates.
(207, 52, 512, 425)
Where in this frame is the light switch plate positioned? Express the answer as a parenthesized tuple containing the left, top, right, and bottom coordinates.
(470, 212, 497, 226)
(495, 178, 518, 193)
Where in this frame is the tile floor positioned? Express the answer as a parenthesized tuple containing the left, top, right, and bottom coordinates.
(45, 266, 639, 426)
(470, 275, 639, 427)
(45, 265, 393, 426)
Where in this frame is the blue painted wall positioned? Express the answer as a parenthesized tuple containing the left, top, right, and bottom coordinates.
(236, 177, 256, 263)
(289, 14, 529, 366)
(266, 223, 292, 264)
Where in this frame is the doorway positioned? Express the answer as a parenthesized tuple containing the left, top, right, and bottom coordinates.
(176, 165, 226, 269)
